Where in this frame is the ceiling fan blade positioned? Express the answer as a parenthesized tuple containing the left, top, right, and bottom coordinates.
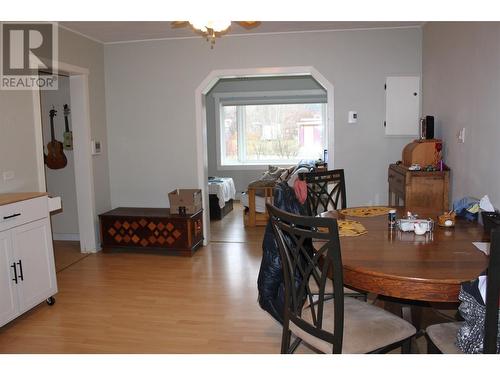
(171, 21, 189, 28)
(236, 21, 261, 29)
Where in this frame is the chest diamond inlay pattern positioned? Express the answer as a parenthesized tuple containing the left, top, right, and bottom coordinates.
(100, 208, 204, 256)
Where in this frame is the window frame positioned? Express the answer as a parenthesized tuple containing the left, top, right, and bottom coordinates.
(214, 90, 328, 170)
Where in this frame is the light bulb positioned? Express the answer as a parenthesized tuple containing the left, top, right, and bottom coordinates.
(189, 20, 231, 33)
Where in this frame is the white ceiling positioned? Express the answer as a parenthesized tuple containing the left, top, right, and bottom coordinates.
(59, 21, 423, 44)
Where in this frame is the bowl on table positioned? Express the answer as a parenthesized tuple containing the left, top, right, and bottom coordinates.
(437, 212, 456, 227)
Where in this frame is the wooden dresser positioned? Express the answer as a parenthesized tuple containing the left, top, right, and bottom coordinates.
(388, 164, 450, 212)
(99, 207, 203, 256)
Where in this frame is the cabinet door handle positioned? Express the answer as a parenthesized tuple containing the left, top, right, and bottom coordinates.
(17, 260, 24, 281)
(3, 213, 21, 220)
(10, 263, 18, 284)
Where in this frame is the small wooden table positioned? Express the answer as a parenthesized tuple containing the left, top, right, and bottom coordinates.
(321, 208, 488, 303)
(99, 207, 203, 256)
(388, 164, 450, 212)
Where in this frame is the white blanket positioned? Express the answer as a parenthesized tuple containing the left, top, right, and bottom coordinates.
(240, 192, 267, 213)
(208, 177, 236, 208)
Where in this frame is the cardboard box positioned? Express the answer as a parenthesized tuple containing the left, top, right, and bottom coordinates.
(168, 189, 202, 215)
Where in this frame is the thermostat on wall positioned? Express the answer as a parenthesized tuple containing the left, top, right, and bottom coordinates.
(91, 140, 102, 155)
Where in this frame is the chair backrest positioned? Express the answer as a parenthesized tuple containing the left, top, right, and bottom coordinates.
(299, 169, 347, 216)
(484, 228, 500, 353)
(267, 203, 345, 353)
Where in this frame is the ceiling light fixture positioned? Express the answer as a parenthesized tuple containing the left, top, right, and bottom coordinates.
(188, 20, 232, 49)
(171, 21, 261, 49)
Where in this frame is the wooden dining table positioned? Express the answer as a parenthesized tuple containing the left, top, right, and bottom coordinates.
(320, 207, 489, 303)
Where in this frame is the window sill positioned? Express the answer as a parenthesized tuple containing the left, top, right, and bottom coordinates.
(217, 163, 296, 171)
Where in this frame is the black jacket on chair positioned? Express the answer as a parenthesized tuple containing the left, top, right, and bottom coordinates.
(257, 181, 308, 324)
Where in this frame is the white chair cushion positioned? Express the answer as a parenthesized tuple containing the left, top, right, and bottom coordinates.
(426, 322, 464, 354)
(289, 297, 416, 353)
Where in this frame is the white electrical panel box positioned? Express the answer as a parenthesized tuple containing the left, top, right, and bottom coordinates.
(385, 76, 420, 136)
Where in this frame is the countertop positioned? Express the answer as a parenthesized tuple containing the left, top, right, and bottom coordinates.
(0, 192, 48, 207)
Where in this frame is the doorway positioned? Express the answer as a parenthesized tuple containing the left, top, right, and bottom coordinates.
(33, 62, 98, 255)
(39, 74, 87, 270)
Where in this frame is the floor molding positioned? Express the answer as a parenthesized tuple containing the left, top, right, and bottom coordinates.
(52, 233, 80, 241)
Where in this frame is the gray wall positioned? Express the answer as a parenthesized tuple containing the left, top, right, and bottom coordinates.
(105, 27, 422, 208)
(422, 22, 500, 208)
(0, 90, 39, 192)
(40, 75, 79, 239)
(0, 25, 111, 221)
(59, 27, 111, 216)
(206, 76, 326, 196)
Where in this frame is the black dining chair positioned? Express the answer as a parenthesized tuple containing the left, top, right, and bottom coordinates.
(299, 169, 347, 216)
(426, 228, 500, 354)
(298, 168, 364, 300)
(267, 203, 416, 353)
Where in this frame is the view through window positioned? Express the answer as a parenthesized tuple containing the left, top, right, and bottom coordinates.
(220, 102, 326, 166)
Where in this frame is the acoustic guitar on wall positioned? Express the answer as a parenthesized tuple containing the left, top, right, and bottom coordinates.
(63, 104, 73, 150)
(45, 107, 67, 170)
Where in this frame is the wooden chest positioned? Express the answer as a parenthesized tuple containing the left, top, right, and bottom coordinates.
(99, 207, 203, 256)
(388, 164, 450, 212)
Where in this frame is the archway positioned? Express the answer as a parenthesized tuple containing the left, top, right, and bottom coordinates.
(195, 66, 335, 244)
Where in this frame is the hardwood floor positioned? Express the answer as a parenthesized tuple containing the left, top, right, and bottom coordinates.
(210, 202, 264, 244)
(0, 202, 455, 354)
(53, 240, 89, 272)
(0, 203, 287, 353)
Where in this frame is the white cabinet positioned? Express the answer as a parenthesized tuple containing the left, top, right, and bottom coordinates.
(0, 231, 17, 325)
(0, 195, 58, 327)
(385, 76, 420, 136)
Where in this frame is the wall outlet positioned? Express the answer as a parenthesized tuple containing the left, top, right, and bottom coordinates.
(457, 127, 465, 143)
(2, 171, 14, 181)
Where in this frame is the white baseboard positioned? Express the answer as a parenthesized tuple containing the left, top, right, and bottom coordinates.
(52, 233, 80, 241)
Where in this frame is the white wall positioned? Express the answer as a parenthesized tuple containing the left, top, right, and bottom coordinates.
(422, 22, 500, 208)
(0, 25, 111, 222)
(105, 27, 422, 208)
(40, 75, 79, 239)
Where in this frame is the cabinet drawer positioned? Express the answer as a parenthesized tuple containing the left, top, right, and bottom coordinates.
(0, 197, 47, 232)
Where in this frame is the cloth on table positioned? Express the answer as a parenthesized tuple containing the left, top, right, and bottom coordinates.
(337, 219, 367, 237)
(339, 206, 392, 217)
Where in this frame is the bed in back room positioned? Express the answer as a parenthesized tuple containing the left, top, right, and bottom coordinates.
(208, 177, 236, 220)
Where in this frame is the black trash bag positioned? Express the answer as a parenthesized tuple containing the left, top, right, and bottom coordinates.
(257, 181, 309, 324)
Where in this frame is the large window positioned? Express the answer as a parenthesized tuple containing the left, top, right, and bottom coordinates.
(219, 101, 326, 166)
